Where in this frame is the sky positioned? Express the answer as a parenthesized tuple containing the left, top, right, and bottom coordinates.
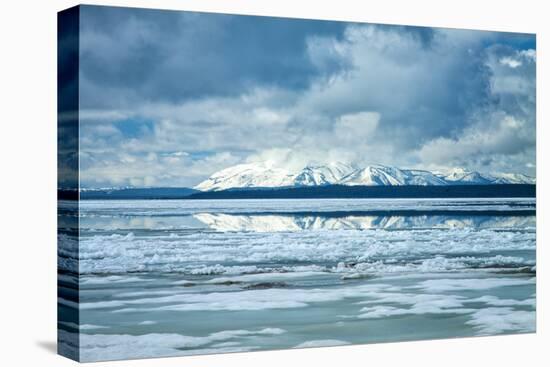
(76, 5, 536, 188)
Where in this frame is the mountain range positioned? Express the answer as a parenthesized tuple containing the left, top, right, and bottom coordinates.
(194, 162, 535, 191)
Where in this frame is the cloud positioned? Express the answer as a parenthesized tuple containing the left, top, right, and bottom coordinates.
(415, 45, 536, 174)
(416, 113, 534, 170)
(293, 25, 496, 149)
(500, 57, 522, 68)
(333, 112, 379, 143)
(78, 5, 348, 109)
(75, 6, 536, 187)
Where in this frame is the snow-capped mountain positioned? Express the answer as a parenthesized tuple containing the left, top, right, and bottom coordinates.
(194, 162, 535, 191)
(293, 162, 355, 186)
(340, 165, 448, 186)
(437, 168, 536, 185)
(195, 161, 355, 191)
(194, 162, 295, 192)
(439, 168, 493, 184)
(490, 173, 536, 185)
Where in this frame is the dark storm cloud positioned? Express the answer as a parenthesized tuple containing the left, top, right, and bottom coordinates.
(58, 6, 80, 188)
(79, 5, 348, 108)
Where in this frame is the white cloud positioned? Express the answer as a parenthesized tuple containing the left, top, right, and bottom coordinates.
(334, 112, 379, 142)
(416, 113, 534, 173)
(519, 49, 536, 62)
(499, 57, 522, 68)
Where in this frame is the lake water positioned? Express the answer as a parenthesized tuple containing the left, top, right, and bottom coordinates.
(58, 198, 536, 362)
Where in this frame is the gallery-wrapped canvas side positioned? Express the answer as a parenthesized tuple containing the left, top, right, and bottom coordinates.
(57, 5, 80, 362)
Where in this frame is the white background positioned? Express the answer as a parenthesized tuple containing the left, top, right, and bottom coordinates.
(0, 0, 546, 365)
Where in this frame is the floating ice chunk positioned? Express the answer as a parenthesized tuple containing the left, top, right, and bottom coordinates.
(100, 283, 397, 312)
(467, 296, 536, 308)
(80, 324, 110, 330)
(294, 340, 350, 348)
(416, 277, 535, 292)
(76, 328, 286, 362)
(206, 271, 325, 284)
(138, 321, 157, 326)
(466, 307, 535, 335)
(73, 225, 535, 275)
(357, 292, 474, 318)
(357, 306, 404, 318)
(80, 275, 151, 285)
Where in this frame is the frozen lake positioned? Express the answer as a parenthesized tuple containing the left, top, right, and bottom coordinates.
(58, 198, 536, 361)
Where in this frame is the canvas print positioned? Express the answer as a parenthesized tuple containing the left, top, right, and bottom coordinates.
(58, 5, 536, 362)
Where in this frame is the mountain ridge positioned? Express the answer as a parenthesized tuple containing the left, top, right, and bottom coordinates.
(195, 162, 535, 192)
